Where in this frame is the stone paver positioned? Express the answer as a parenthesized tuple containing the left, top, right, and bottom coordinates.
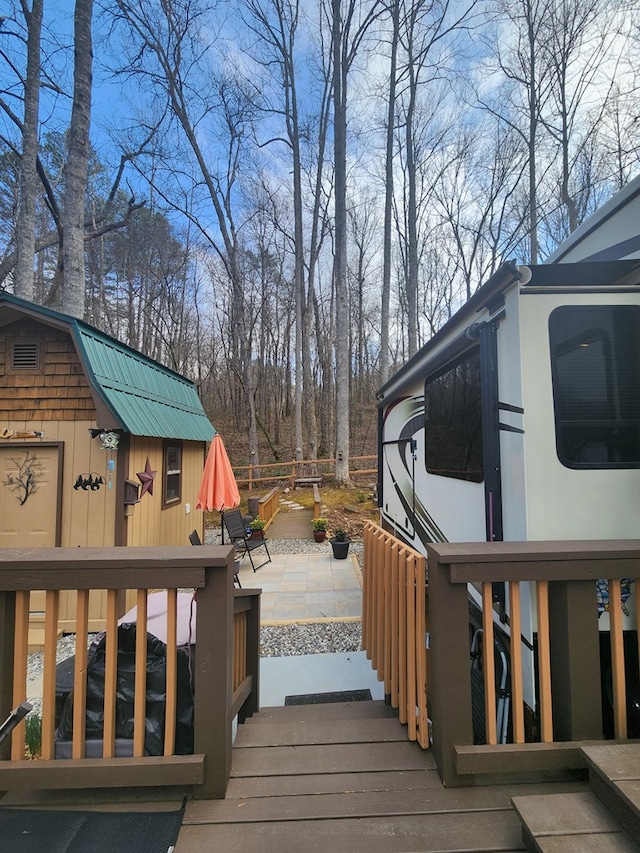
(237, 551, 363, 623)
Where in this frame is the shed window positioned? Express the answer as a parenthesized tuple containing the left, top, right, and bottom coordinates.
(11, 341, 40, 370)
(424, 347, 483, 482)
(163, 442, 182, 506)
(549, 305, 640, 468)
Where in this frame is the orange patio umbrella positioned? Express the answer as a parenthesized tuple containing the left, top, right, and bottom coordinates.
(196, 434, 240, 513)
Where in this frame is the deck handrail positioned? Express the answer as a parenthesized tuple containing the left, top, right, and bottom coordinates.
(362, 528, 640, 787)
(0, 546, 260, 799)
(362, 522, 429, 748)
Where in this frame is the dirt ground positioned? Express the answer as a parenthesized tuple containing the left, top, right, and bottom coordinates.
(206, 480, 379, 541)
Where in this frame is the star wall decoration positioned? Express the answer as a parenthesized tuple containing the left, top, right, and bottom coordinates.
(137, 457, 156, 497)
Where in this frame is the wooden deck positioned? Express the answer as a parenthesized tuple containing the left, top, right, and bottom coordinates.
(3, 700, 640, 851)
(176, 700, 589, 853)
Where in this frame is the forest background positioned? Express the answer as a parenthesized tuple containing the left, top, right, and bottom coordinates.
(1, 0, 639, 477)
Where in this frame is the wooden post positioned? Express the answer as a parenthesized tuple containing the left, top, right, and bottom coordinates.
(0, 591, 16, 761)
(194, 551, 234, 798)
(427, 545, 474, 787)
(548, 579, 602, 741)
(238, 591, 261, 723)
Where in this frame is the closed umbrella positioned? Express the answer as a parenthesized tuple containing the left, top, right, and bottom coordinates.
(196, 436, 240, 542)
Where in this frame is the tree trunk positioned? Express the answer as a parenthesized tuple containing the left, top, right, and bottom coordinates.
(14, 0, 43, 303)
(62, 0, 94, 318)
(333, 0, 352, 486)
(380, 0, 398, 385)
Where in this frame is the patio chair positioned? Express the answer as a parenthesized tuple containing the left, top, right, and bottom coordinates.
(222, 508, 271, 572)
(189, 529, 241, 588)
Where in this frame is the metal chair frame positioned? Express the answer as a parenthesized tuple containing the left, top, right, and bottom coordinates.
(221, 509, 271, 572)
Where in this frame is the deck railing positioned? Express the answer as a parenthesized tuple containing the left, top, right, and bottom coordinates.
(362, 528, 640, 787)
(0, 546, 260, 799)
(362, 522, 429, 748)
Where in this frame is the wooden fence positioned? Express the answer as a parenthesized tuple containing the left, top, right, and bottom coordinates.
(0, 546, 260, 799)
(235, 456, 377, 489)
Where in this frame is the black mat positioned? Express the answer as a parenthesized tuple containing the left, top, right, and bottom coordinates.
(0, 803, 184, 853)
(284, 689, 372, 705)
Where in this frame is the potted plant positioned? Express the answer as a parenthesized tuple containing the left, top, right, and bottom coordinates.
(249, 517, 265, 538)
(312, 517, 328, 542)
(329, 527, 350, 559)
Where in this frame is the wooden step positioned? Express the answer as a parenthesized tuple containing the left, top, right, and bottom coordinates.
(247, 699, 397, 723)
(582, 744, 640, 843)
(512, 743, 640, 852)
(512, 791, 640, 852)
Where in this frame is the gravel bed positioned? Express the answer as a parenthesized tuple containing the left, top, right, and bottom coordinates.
(260, 621, 362, 657)
(26, 538, 361, 716)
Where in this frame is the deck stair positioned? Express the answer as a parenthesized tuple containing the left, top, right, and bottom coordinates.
(177, 699, 589, 853)
(512, 743, 640, 852)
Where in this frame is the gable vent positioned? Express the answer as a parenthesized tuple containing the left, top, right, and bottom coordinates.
(12, 342, 40, 370)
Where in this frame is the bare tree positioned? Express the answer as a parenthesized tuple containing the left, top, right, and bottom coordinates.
(112, 0, 262, 463)
(327, 0, 382, 485)
(13, 0, 43, 301)
(61, 0, 93, 318)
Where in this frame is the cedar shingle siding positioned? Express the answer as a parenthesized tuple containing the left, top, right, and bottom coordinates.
(0, 319, 95, 421)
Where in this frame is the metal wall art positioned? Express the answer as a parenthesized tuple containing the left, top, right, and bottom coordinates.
(73, 473, 105, 491)
(2, 451, 43, 505)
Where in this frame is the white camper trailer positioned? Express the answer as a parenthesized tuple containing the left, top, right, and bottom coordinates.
(377, 178, 640, 737)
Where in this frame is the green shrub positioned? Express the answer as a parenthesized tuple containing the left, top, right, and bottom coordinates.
(25, 712, 41, 758)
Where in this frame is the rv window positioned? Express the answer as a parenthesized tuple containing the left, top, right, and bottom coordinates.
(424, 348, 483, 482)
(549, 305, 640, 468)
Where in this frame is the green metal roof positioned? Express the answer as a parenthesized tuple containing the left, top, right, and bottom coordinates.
(0, 293, 215, 442)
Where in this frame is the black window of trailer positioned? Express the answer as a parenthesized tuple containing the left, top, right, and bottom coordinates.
(424, 347, 483, 482)
(549, 305, 640, 468)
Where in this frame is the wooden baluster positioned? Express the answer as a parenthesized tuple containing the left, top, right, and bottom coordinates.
(406, 554, 417, 742)
(481, 583, 497, 746)
(133, 589, 148, 757)
(535, 581, 553, 743)
(41, 589, 59, 760)
(72, 589, 90, 759)
(11, 591, 30, 760)
(375, 533, 386, 674)
(102, 589, 119, 758)
(415, 554, 429, 749)
(608, 578, 627, 739)
(164, 588, 178, 756)
(509, 582, 525, 743)
(387, 542, 398, 700)
(397, 548, 408, 726)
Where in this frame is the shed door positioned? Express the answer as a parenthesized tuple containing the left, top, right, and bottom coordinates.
(0, 444, 61, 547)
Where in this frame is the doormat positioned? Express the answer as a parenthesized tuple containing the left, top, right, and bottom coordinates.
(284, 689, 372, 706)
(0, 803, 184, 853)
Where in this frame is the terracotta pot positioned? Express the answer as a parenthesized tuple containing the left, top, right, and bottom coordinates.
(313, 531, 327, 542)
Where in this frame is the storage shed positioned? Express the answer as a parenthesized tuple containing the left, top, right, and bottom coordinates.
(0, 293, 215, 634)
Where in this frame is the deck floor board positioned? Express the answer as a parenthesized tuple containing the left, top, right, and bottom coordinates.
(176, 700, 589, 853)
